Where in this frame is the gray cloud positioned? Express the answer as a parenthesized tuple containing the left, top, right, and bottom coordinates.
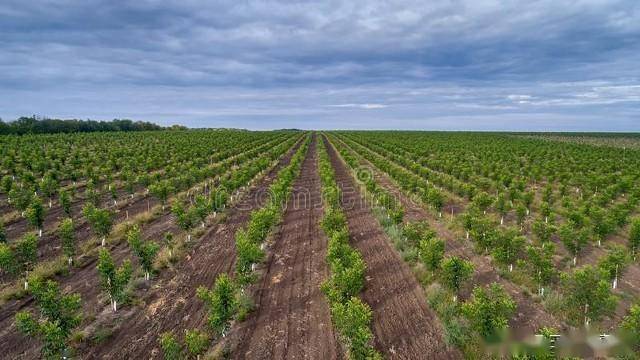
(0, 0, 639, 130)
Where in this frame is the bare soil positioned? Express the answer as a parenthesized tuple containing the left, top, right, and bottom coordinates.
(323, 135, 460, 359)
(227, 134, 340, 359)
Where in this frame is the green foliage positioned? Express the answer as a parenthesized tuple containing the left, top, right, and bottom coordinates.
(15, 279, 82, 359)
(0, 242, 17, 274)
(26, 196, 45, 230)
(558, 224, 589, 262)
(234, 229, 264, 278)
(126, 226, 159, 279)
(16, 233, 38, 273)
(184, 329, 209, 358)
(598, 245, 629, 282)
(492, 228, 525, 269)
(58, 189, 72, 216)
(532, 220, 555, 243)
(418, 237, 445, 271)
(560, 266, 617, 324)
(331, 297, 380, 360)
(83, 204, 114, 239)
(150, 181, 174, 206)
(630, 218, 640, 257)
(441, 256, 474, 297)
(462, 283, 516, 342)
(526, 243, 556, 287)
(58, 218, 76, 262)
(171, 201, 193, 232)
(159, 332, 183, 360)
(620, 303, 640, 350)
(197, 273, 238, 336)
(96, 248, 132, 310)
(0, 219, 6, 243)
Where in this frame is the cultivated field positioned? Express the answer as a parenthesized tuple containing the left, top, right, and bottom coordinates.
(0, 130, 639, 359)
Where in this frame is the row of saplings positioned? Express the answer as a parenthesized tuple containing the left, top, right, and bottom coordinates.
(159, 136, 309, 359)
(317, 139, 381, 360)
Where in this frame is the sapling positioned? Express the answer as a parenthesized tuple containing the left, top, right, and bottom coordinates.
(83, 204, 113, 247)
(526, 243, 556, 297)
(561, 265, 617, 326)
(159, 332, 182, 360)
(441, 256, 474, 302)
(15, 279, 82, 359)
(17, 234, 37, 289)
(493, 228, 525, 272)
(197, 273, 238, 336)
(598, 246, 629, 289)
(164, 232, 175, 259)
(462, 283, 516, 342)
(629, 218, 640, 261)
(58, 189, 72, 217)
(58, 218, 76, 266)
(559, 225, 589, 266)
(185, 329, 209, 359)
(97, 248, 132, 312)
(418, 237, 445, 272)
(0, 219, 6, 244)
(26, 197, 45, 237)
(126, 226, 159, 281)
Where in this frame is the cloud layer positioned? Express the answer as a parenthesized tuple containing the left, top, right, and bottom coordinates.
(1, 0, 639, 130)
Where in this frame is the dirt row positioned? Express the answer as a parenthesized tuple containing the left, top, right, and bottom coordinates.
(323, 135, 460, 359)
(329, 135, 564, 339)
(225, 134, 341, 359)
(0, 139, 303, 359)
(80, 139, 304, 359)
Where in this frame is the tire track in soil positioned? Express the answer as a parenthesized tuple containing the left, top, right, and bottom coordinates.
(330, 135, 565, 340)
(80, 139, 305, 359)
(322, 135, 460, 360)
(228, 134, 340, 360)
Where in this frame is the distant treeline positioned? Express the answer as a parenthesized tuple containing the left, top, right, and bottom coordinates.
(0, 116, 166, 135)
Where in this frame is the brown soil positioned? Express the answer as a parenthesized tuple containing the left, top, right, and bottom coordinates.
(77, 139, 303, 359)
(227, 134, 340, 359)
(330, 135, 564, 340)
(323, 135, 460, 359)
(0, 141, 302, 359)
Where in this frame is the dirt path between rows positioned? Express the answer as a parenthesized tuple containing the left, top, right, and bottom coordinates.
(227, 134, 340, 360)
(81, 139, 304, 359)
(330, 135, 564, 340)
(323, 135, 459, 359)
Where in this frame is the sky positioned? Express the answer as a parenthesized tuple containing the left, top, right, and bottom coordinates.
(0, 0, 639, 131)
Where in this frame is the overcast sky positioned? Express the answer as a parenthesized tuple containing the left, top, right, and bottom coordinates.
(1, 1, 639, 131)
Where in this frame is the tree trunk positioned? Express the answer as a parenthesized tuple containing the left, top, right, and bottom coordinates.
(68, 257, 73, 266)
(500, 216, 504, 225)
(101, 237, 106, 247)
(509, 263, 513, 272)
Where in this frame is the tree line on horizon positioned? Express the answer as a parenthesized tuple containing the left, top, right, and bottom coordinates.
(0, 116, 177, 135)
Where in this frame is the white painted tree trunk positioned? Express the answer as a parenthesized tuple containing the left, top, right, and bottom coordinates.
(49, 199, 52, 208)
(545, 216, 548, 223)
(38, 229, 42, 237)
(68, 257, 73, 266)
(466, 231, 469, 239)
(509, 263, 513, 272)
(500, 216, 504, 225)
(187, 234, 191, 242)
(24, 280, 28, 290)
(101, 237, 106, 247)
(453, 294, 457, 302)
(145, 272, 150, 281)
(573, 256, 577, 266)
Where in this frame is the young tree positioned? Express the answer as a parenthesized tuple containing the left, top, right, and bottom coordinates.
(522, 191, 534, 215)
(17, 234, 38, 289)
(15, 279, 82, 359)
(58, 189, 72, 217)
(526, 243, 556, 297)
(620, 303, 640, 351)
(39, 175, 57, 208)
(561, 266, 617, 326)
(235, 229, 264, 280)
(159, 332, 182, 360)
(1, 175, 12, 194)
(515, 204, 527, 228)
(598, 246, 630, 289)
(197, 273, 238, 336)
(126, 226, 159, 281)
(495, 193, 508, 225)
(150, 181, 173, 211)
(0, 219, 6, 243)
(492, 228, 525, 272)
(540, 202, 552, 224)
(462, 283, 516, 342)
(441, 256, 474, 301)
(26, 197, 45, 237)
(629, 218, 640, 261)
(418, 237, 445, 272)
(58, 218, 76, 265)
(185, 329, 209, 359)
(193, 194, 211, 228)
(532, 220, 555, 244)
(0, 243, 16, 275)
(559, 224, 589, 266)
(83, 204, 113, 246)
(331, 296, 379, 359)
(172, 201, 194, 241)
(591, 208, 614, 247)
(472, 191, 493, 215)
(163, 232, 176, 259)
(97, 249, 132, 312)
(426, 188, 445, 218)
